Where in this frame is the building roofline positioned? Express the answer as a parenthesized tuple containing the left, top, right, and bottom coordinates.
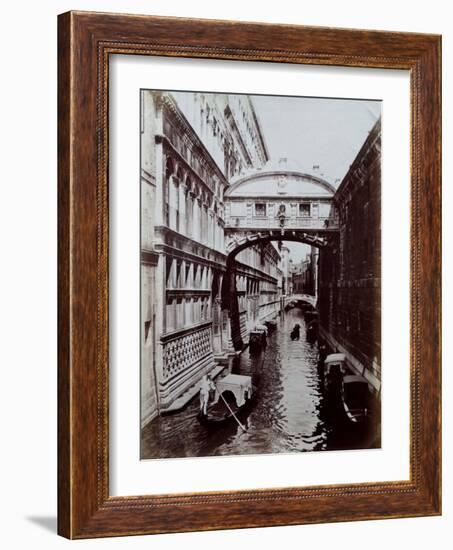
(248, 96, 270, 162)
(334, 117, 381, 200)
(225, 170, 336, 197)
(159, 92, 229, 186)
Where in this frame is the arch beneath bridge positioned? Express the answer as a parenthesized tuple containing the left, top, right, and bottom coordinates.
(221, 160, 339, 351)
(225, 229, 329, 259)
(220, 231, 337, 352)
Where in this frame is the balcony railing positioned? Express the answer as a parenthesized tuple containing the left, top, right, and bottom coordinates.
(225, 215, 339, 230)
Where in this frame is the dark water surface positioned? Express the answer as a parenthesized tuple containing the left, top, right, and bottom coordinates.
(141, 308, 380, 459)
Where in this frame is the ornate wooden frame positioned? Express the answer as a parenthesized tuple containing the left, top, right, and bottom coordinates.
(58, 11, 441, 539)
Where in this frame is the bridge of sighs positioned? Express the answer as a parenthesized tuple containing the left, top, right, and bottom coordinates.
(221, 163, 340, 350)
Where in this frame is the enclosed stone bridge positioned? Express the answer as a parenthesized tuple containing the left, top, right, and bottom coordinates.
(221, 161, 339, 350)
(224, 163, 339, 256)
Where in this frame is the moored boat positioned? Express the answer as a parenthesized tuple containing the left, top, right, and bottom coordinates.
(323, 353, 347, 394)
(340, 374, 370, 424)
(304, 309, 318, 324)
(306, 319, 318, 342)
(264, 319, 277, 333)
(249, 327, 267, 353)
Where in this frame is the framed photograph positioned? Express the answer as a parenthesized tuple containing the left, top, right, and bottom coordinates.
(58, 11, 441, 538)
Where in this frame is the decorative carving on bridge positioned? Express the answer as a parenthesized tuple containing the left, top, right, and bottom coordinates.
(276, 203, 287, 230)
(224, 230, 330, 255)
(277, 175, 288, 193)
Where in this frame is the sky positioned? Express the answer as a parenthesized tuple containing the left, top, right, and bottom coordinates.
(252, 94, 381, 186)
(250, 94, 381, 261)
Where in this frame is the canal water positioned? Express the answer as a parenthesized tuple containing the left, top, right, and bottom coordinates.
(141, 308, 380, 459)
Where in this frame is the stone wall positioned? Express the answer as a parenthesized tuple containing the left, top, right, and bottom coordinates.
(140, 90, 277, 421)
(318, 118, 381, 392)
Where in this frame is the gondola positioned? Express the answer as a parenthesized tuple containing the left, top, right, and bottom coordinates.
(340, 374, 370, 424)
(306, 319, 318, 342)
(249, 326, 267, 354)
(323, 353, 347, 394)
(264, 319, 277, 333)
(198, 374, 257, 424)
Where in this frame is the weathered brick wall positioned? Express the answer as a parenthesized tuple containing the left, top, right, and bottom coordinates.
(318, 119, 381, 377)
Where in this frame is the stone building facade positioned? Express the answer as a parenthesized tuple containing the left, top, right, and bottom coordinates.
(318, 118, 381, 392)
(280, 245, 292, 296)
(140, 91, 280, 426)
(292, 247, 319, 298)
(224, 160, 338, 234)
(234, 242, 282, 341)
(292, 256, 312, 295)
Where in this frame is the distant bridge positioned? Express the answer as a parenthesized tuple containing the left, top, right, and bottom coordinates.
(290, 294, 317, 309)
(283, 294, 317, 310)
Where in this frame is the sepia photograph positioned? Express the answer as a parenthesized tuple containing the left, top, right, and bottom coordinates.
(139, 89, 382, 460)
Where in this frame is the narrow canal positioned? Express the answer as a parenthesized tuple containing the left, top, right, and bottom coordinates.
(141, 308, 380, 459)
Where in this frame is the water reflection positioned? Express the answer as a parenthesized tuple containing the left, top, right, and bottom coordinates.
(141, 308, 380, 459)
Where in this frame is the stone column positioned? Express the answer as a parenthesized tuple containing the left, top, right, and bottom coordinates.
(209, 212, 214, 248)
(193, 197, 200, 241)
(153, 103, 164, 227)
(168, 176, 177, 230)
(154, 247, 166, 410)
(179, 182, 187, 236)
(187, 193, 194, 237)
